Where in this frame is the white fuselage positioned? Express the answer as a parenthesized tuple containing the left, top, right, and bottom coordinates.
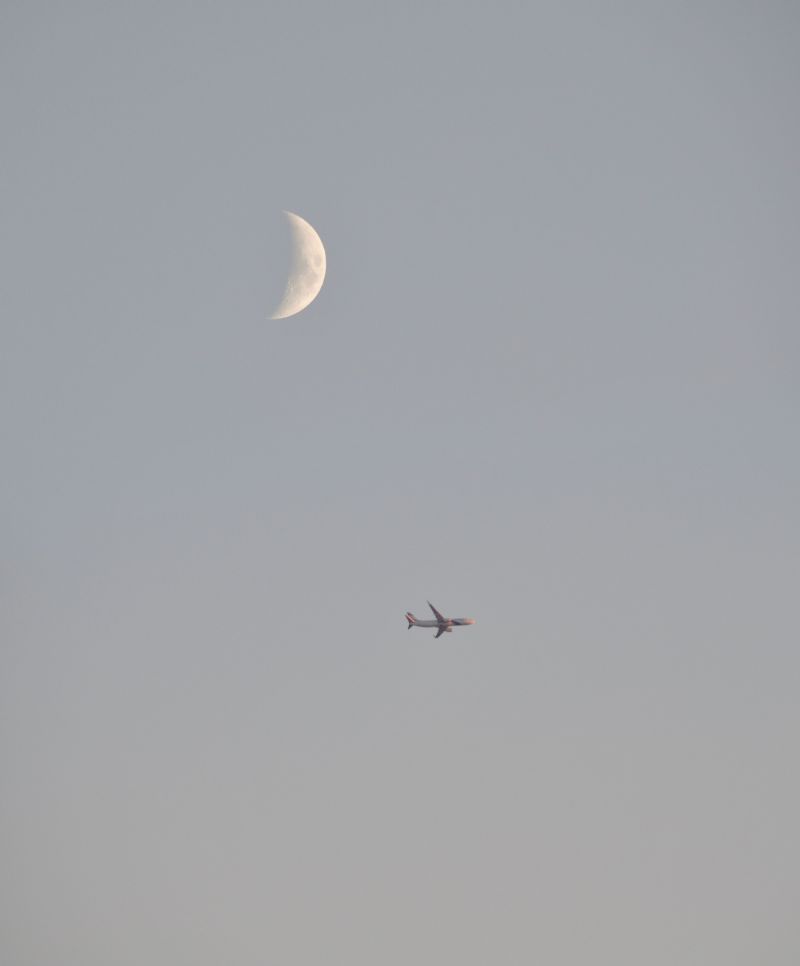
(409, 619, 474, 629)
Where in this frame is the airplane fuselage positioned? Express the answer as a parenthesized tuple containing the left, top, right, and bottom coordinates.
(406, 619, 474, 629)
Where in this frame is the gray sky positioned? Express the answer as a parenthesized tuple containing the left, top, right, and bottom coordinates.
(2, 3, 799, 964)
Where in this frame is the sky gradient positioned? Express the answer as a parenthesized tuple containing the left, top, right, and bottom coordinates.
(2, 3, 799, 964)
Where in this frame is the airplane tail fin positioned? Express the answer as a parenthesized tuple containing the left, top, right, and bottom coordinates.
(405, 612, 417, 629)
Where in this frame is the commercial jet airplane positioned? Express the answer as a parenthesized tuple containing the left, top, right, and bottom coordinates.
(405, 601, 476, 639)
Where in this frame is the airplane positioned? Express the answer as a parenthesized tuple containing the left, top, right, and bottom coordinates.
(405, 601, 476, 639)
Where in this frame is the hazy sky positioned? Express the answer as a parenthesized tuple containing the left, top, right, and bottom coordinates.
(2, 3, 799, 964)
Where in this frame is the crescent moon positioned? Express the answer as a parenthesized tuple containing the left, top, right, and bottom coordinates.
(270, 211, 327, 319)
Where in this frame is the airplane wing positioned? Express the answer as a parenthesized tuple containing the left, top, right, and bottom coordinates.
(428, 601, 446, 622)
(435, 626, 447, 639)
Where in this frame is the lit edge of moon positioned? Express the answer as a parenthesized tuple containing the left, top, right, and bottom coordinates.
(269, 211, 327, 320)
